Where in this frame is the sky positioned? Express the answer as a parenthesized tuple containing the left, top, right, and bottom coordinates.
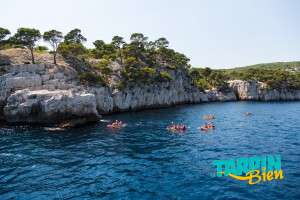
(1, 0, 299, 68)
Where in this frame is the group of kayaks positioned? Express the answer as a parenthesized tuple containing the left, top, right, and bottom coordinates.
(106, 112, 252, 133)
(166, 123, 187, 132)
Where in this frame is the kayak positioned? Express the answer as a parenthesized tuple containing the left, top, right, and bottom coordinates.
(199, 125, 215, 131)
(107, 123, 127, 129)
(107, 124, 121, 128)
(200, 126, 209, 131)
(167, 125, 187, 132)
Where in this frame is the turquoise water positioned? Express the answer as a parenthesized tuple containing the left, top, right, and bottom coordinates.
(0, 102, 299, 200)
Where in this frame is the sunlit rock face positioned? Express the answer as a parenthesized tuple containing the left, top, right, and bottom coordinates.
(0, 62, 299, 125)
(0, 63, 98, 124)
(0, 63, 237, 123)
(90, 87, 114, 114)
(228, 80, 300, 101)
(99, 69, 236, 113)
(4, 89, 99, 123)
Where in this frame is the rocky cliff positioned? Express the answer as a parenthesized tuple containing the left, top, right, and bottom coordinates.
(0, 63, 237, 124)
(0, 64, 99, 124)
(229, 80, 300, 101)
(0, 62, 299, 125)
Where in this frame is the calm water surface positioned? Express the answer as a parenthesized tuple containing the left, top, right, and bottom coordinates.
(0, 102, 300, 200)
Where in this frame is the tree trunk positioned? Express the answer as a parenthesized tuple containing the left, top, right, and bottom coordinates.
(30, 48, 35, 64)
(53, 52, 57, 65)
(119, 48, 123, 66)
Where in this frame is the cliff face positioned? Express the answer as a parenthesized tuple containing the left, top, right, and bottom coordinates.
(0, 63, 236, 124)
(229, 80, 300, 101)
(0, 64, 99, 124)
(93, 70, 235, 114)
(1, 64, 299, 125)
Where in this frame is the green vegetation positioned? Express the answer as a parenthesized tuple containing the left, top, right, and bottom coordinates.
(190, 62, 300, 91)
(1, 27, 299, 91)
(86, 32, 188, 87)
(79, 72, 106, 86)
(229, 61, 300, 71)
(57, 42, 87, 57)
(64, 28, 86, 44)
(189, 67, 228, 90)
(158, 71, 173, 81)
(57, 28, 88, 58)
(222, 66, 300, 90)
(0, 28, 10, 44)
(34, 45, 48, 53)
(92, 59, 113, 76)
(92, 40, 116, 60)
(0, 27, 190, 87)
(43, 30, 63, 64)
(11, 28, 41, 64)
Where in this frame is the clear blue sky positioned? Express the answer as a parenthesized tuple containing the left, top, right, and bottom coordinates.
(1, 0, 299, 68)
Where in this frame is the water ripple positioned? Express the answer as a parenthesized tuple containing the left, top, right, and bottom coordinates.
(0, 102, 299, 199)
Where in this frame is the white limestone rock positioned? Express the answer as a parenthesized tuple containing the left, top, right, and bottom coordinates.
(4, 89, 100, 123)
(90, 87, 114, 113)
(228, 80, 300, 101)
(206, 89, 237, 102)
(0, 72, 42, 104)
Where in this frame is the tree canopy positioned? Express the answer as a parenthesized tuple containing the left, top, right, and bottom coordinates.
(64, 28, 86, 44)
(43, 30, 63, 64)
(1, 26, 298, 91)
(0, 27, 10, 41)
(12, 27, 41, 63)
(154, 37, 169, 49)
(111, 36, 125, 49)
(190, 65, 300, 91)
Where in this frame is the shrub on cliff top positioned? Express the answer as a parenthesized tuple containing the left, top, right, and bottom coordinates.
(120, 63, 174, 86)
(157, 48, 190, 69)
(92, 40, 116, 60)
(58, 42, 87, 57)
(140, 67, 156, 78)
(193, 79, 210, 91)
(93, 59, 113, 76)
(79, 72, 106, 86)
(58, 28, 88, 58)
(158, 71, 173, 82)
(189, 68, 229, 90)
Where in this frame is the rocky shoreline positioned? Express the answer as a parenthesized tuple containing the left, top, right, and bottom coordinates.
(0, 63, 299, 126)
